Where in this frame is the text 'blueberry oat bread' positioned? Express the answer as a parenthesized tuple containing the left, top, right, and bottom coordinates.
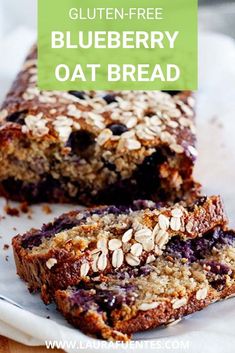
(0, 47, 199, 205)
(12, 196, 227, 304)
(55, 227, 235, 341)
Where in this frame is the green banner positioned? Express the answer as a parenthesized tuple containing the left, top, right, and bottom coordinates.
(38, 0, 198, 90)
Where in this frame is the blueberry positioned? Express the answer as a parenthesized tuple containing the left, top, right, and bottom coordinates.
(6, 110, 28, 125)
(66, 130, 95, 156)
(132, 200, 158, 210)
(68, 91, 85, 100)
(72, 289, 97, 311)
(107, 123, 128, 136)
(187, 196, 207, 212)
(95, 285, 136, 311)
(138, 265, 153, 277)
(22, 211, 80, 249)
(103, 94, 117, 104)
(210, 278, 226, 291)
(72, 284, 136, 313)
(101, 293, 122, 310)
(194, 196, 207, 207)
(145, 111, 156, 117)
(101, 158, 116, 172)
(161, 91, 181, 96)
(165, 228, 235, 263)
(204, 261, 230, 275)
(135, 150, 166, 191)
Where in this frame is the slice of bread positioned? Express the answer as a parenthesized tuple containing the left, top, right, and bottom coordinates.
(12, 196, 227, 303)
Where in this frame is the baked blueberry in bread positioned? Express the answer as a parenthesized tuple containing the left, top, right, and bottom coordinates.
(12, 196, 227, 304)
(0, 47, 199, 205)
(55, 227, 235, 341)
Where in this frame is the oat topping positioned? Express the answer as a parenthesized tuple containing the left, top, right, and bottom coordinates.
(46, 258, 57, 269)
(166, 318, 182, 327)
(22, 86, 40, 101)
(186, 220, 194, 234)
(125, 253, 141, 267)
(146, 254, 156, 264)
(171, 208, 183, 218)
(172, 297, 187, 309)
(155, 230, 169, 248)
(80, 262, 90, 277)
(170, 217, 181, 231)
(130, 243, 143, 257)
(2, 58, 196, 155)
(134, 228, 152, 242)
(143, 238, 155, 252)
(196, 287, 208, 300)
(108, 239, 122, 251)
(0, 109, 8, 122)
(138, 302, 160, 311)
(122, 229, 133, 243)
(22, 114, 49, 137)
(97, 252, 108, 271)
(97, 238, 108, 252)
(91, 252, 100, 272)
(170, 143, 184, 154)
(123, 138, 141, 151)
(97, 129, 113, 146)
(53, 115, 74, 143)
(158, 214, 170, 231)
(154, 245, 163, 256)
(112, 249, 124, 268)
(188, 145, 198, 157)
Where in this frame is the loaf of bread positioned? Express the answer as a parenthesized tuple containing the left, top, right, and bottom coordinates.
(0, 47, 199, 205)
